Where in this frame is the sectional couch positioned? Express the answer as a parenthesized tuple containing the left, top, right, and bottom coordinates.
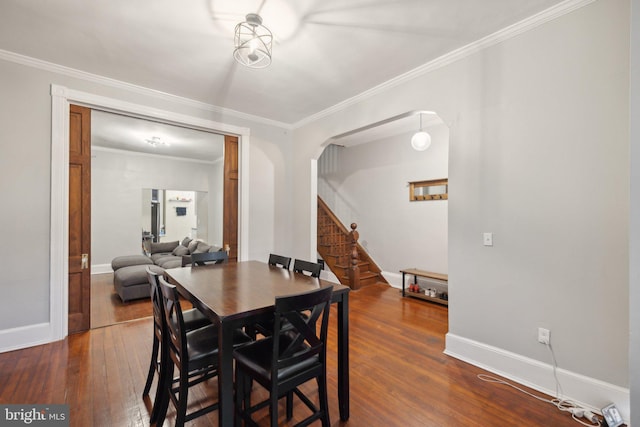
(111, 236, 222, 302)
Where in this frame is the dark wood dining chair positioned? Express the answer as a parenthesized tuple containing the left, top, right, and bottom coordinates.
(190, 250, 228, 266)
(142, 267, 211, 423)
(154, 276, 252, 426)
(250, 253, 292, 339)
(234, 286, 333, 427)
(268, 253, 292, 269)
(293, 259, 322, 278)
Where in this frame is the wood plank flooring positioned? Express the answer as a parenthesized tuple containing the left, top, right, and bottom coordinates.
(1, 284, 584, 426)
(91, 272, 152, 329)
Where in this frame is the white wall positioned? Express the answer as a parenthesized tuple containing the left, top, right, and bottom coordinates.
(162, 190, 196, 243)
(91, 150, 214, 267)
(293, 0, 630, 418)
(318, 122, 449, 280)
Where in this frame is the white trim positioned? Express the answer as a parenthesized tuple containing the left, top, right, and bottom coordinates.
(49, 84, 250, 343)
(444, 333, 630, 423)
(91, 264, 113, 275)
(0, 323, 54, 354)
(309, 159, 318, 262)
(0, 49, 291, 130)
(293, 0, 596, 128)
(50, 86, 68, 342)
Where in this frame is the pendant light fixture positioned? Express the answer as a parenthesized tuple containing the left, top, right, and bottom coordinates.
(233, 13, 273, 69)
(411, 113, 431, 151)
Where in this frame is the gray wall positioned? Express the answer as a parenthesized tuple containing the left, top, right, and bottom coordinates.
(91, 148, 220, 267)
(0, 57, 294, 332)
(293, 0, 630, 416)
(629, 0, 639, 423)
(318, 123, 449, 278)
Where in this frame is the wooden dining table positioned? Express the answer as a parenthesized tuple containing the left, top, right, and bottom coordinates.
(164, 260, 350, 427)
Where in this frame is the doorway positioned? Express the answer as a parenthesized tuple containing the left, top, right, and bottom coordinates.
(50, 84, 250, 340)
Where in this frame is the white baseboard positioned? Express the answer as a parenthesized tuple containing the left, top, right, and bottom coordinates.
(0, 322, 57, 354)
(445, 333, 630, 423)
(91, 263, 113, 275)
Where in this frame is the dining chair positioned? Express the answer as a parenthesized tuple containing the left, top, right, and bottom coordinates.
(267, 253, 292, 269)
(234, 286, 333, 427)
(142, 267, 211, 423)
(154, 275, 253, 426)
(249, 253, 293, 338)
(190, 250, 228, 266)
(293, 259, 322, 278)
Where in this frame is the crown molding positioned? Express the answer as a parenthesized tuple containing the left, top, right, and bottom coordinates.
(0, 49, 292, 130)
(292, 0, 596, 129)
(0, 0, 595, 131)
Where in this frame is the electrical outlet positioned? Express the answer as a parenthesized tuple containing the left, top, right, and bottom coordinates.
(538, 328, 550, 345)
(483, 232, 493, 246)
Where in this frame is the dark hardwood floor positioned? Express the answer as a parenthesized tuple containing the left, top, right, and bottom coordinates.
(1, 283, 583, 426)
(91, 272, 152, 329)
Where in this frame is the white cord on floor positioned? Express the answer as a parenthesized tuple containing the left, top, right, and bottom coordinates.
(477, 343, 601, 427)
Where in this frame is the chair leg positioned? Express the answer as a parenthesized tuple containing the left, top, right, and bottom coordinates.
(318, 375, 330, 427)
(286, 391, 293, 420)
(152, 355, 171, 427)
(149, 340, 167, 424)
(175, 369, 190, 427)
(143, 334, 159, 396)
(268, 387, 280, 427)
(235, 370, 244, 427)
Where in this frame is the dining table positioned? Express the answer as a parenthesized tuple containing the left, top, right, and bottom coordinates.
(164, 260, 350, 427)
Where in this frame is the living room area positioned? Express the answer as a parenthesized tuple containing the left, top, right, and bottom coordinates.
(89, 110, 227, 328)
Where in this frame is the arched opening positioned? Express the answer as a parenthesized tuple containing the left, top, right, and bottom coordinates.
(313, 110, 449, 293)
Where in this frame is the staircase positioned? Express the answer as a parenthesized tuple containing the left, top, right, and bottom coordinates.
(317, 196, 388, 290)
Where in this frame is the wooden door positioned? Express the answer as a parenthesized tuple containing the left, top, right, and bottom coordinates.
(223, 135, 239, 262)
(68, 104, 91, 333)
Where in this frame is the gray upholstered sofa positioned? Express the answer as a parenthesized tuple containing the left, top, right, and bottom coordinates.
(148, 237, 221, 269)
(111, 236, 222, 302)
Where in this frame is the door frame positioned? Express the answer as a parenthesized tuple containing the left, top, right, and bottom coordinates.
(50, 84, 250, 340)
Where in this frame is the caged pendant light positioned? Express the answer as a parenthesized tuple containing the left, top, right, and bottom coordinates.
(233, 13, 273, 69)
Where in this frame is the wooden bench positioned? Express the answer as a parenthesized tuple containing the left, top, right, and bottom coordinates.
(400, 268, 448, 306)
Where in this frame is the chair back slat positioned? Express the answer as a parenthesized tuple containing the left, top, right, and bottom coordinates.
(158, 276, 187, 367)
(272, 286, 332, 371)
(268, 253, 292, 269)
(293, 259, 322, 278)
(191, 251, 228, 266)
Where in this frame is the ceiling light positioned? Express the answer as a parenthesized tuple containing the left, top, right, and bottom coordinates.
(145, 136, 169, 147)
(234, 13, 273, 69)
(411, 113, 431, 151)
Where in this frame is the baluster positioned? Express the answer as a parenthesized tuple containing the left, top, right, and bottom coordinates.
(348, 223, 360, 290)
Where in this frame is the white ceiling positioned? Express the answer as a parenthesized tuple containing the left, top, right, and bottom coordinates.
(0, 0, 567, 126)
(91, 110, 225, 162)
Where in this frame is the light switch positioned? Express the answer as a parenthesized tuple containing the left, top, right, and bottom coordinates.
(483, 232, 493, 246)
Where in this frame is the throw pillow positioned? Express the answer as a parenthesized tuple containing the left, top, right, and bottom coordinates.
(193, 242, 213, 254)
(187, 239, 199, 253)
(172, 245, 189, 256)
(181, 236, 193, 247)
(149, 240, 180, 254)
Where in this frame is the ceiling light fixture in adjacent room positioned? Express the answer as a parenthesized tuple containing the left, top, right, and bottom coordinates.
(234, 13, 273, 69)
(411, 113, 432, 151)
(145, 136, 169, 147)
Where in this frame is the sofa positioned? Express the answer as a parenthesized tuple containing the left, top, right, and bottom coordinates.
(148, 236, 222, 269)
(111, 236, 223, 302)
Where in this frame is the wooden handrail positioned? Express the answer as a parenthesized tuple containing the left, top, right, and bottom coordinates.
(317, 196, 388, 289)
